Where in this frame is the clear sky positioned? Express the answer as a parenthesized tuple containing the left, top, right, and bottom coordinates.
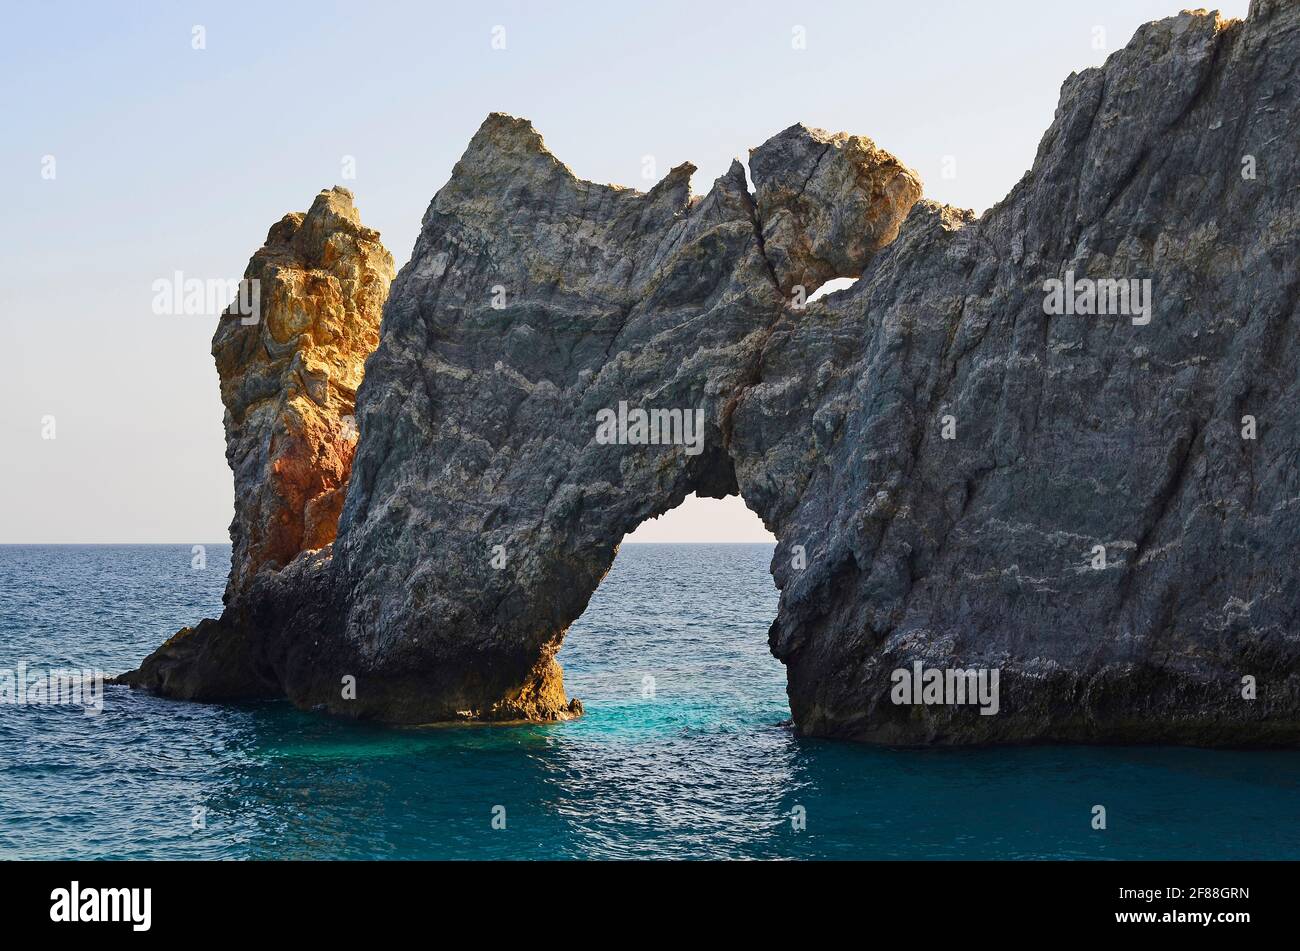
(0, 1, 1249, 543)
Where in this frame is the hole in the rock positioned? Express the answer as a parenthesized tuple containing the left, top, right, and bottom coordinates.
(559, 493, 784, 731)
(625, 493, 774, 543)
(806, 275, 860, 303)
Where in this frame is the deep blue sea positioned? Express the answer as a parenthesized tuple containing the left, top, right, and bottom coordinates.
(0, 543, 1296, 860)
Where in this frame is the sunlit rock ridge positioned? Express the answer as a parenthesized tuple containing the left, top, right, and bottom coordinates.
(123, 2, 1299, 745)
(215, 186, 394, 602)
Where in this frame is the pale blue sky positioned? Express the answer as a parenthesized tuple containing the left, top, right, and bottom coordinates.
(0, 1, 1249, 543)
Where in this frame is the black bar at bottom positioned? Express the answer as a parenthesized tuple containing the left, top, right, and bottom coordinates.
(0, 859, 1286, 937)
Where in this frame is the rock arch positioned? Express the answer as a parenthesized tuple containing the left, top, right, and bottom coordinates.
(318, 114, 919, 723)
(124, 4, 1300, 744)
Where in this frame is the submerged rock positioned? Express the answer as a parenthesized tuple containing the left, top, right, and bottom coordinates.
(124, 3, 1299, 744)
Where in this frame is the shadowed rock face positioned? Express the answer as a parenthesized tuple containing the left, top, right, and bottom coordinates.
(125, 2, 1300, 744)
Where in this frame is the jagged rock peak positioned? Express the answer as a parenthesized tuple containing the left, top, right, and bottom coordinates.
(749, 123, 922, 294)
(212, 185, 394, 602)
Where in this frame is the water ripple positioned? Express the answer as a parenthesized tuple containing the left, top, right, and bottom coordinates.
(0, 543, 1297, 859)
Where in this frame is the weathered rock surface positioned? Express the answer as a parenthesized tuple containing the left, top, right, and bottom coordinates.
(119, 187, 393, 700)
(749, 124, 922, 295)
(214, 186, 394, 602)
(124, 2, 1300, 744)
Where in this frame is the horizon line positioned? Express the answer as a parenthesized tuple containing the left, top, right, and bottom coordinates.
(0, 540, 777, 546)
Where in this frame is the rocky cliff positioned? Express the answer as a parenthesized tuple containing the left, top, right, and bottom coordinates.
(123, 1, 1300, 744)
(215, 186, 394, 602)
(118, 187, 393, 700)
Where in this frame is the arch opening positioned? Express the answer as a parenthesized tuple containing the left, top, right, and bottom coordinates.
(805, 275, 861, 304)
(559, 494, 785, 730)
(625, 493, 776, 544)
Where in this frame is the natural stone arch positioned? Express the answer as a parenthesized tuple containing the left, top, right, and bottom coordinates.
(122, 112, 921, 723)
(124, 5, 1300, 745)
(320, 114, 916, 722)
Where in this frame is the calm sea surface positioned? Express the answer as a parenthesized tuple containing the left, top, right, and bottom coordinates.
(0, 543, 1296, 860)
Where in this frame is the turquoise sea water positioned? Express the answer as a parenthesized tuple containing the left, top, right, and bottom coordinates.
(0, 543, 1296, 860)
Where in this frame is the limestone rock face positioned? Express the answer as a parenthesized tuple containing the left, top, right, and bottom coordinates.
(117, 187, 393, 701)
(125, 2, 1300, 744)
(749, 124, 922, 295)
(213, 186, 394, 602)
